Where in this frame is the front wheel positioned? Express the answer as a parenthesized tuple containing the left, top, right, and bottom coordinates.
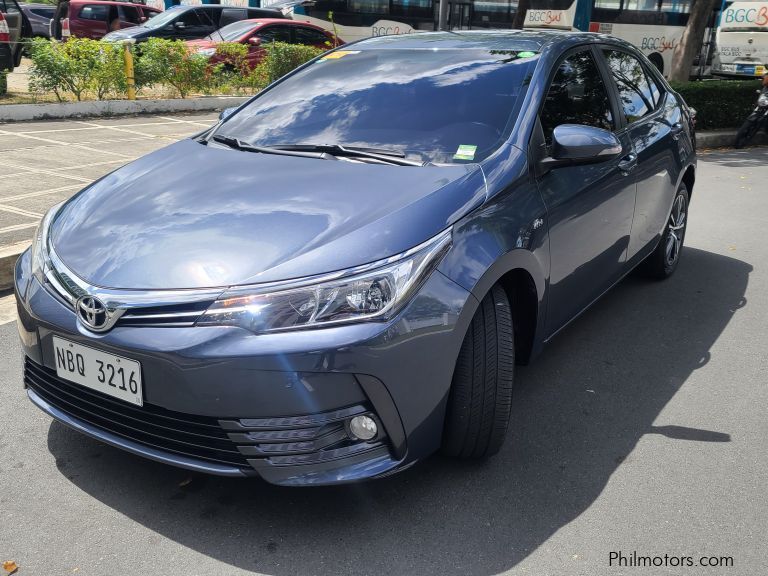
(441, 284, 514, 459)
(642, 184, 689, 279)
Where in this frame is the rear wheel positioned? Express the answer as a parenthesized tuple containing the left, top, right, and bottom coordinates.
(642, 184, 689, 279)
(442, 284, 514, 459)
(735, 119, 759, 148)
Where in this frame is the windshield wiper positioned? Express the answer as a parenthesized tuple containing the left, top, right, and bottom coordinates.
(270, 144, 425, 166)
(211, 135, 331, 159)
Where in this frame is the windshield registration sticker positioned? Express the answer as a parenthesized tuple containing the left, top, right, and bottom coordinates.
(453, 144, 477, 161)
(321, 51, 361, 61)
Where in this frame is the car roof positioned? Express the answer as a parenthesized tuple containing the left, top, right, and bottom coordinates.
(168, 3, 281, 11)
(352, 30, 623, 52)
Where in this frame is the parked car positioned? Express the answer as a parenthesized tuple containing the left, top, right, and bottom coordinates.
(51, 0, 161, 40)
(16, 31, 696, 486)
(20, 2, 54, 38)
(101, 4, 286, 43)
(187, 18, 342, 68)
(0, 0, 31, 73)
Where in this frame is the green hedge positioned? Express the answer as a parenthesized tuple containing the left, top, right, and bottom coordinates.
(27, 38, 324, 101)
(670, 80, 762, 130)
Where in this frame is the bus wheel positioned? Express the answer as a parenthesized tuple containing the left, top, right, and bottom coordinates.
(648, 53, 664, 74)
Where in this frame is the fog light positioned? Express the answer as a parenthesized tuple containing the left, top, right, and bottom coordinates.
(349, 415, 378, 441)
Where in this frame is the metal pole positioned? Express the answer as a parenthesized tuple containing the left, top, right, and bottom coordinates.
(438, 0, 450, 30)
(122, 41, 136, 101)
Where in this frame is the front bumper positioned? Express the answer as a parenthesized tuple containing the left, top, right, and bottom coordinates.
(15, 249, 474, 485)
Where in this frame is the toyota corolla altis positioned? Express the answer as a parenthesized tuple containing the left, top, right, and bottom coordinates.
(15, 31, 696, 486)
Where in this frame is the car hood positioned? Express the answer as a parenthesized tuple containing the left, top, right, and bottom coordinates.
(51, 139, 487, 290)
(102, 27, 150, 41)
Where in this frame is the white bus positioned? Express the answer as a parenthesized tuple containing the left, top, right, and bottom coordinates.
(711, 0, 768, 78)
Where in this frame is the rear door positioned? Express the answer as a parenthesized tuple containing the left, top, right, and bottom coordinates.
(599, 47, 684, 263)
(532, 46, 638, 336)
(117, 4, 141, 29)
(73, 3, 110, 38)
(195, 6, 222, 38)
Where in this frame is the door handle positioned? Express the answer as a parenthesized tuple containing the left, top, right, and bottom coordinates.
(618, 152, 638, 175)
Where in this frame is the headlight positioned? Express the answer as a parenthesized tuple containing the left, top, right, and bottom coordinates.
(196, 228, 452, 333)
(758, 93, 768, 107)
(197, 48, 216, 57)
(31, 202, 64, 281)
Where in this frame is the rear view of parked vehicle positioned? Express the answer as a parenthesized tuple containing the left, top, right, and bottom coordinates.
(21, 2, 54, 38)
(51, 0, 160, 40)
(101, 4, 286, 43)
(188, 18, 342, 69)
(0, 0, 30, 73)
(712, 0, 768, 78)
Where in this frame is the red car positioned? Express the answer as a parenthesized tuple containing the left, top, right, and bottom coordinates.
(187, 18, 343, 70)
(52, 0, 161, 40)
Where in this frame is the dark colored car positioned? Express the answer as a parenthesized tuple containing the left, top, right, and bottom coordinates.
(16, 31, 696, 486)
(0, 0, 31, 72)
(101, 3, 286, 43)
(21, 2, 54, 37)
(51, 0, 160, 40)
(187, 18, 342, 69)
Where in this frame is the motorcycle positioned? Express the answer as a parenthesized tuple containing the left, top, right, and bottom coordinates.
(735, 76, 768, 149)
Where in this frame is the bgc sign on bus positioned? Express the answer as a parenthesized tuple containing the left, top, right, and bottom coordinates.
(722, 2, 768, 28)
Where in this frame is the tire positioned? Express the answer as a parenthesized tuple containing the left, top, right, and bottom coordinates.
(735, 119, 758, 149)
(642, 184, 689, 279)
(442, 284, 514, 459)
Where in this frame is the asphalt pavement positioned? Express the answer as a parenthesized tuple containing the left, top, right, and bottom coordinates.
(0, 146, 766, 576)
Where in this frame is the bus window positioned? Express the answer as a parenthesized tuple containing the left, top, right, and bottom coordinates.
(540, 50, 615, 145)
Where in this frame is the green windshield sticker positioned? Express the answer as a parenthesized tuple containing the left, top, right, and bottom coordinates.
(453, 144, 477, 161)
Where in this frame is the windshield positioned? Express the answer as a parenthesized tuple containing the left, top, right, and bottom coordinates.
(205, 20, 259, 41)
(141, 7, 183, 29)
(214, 48, 538, 164)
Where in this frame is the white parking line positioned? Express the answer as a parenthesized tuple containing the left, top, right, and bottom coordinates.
(1, 184, 84, 203)
(0, 204, 42, 218)
(0, 294, 17, 325)
(1, 160, 94, 184)
(0, 128, 133, 159)
(0, 222, 38, 234)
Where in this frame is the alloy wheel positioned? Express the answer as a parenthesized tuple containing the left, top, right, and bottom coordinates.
(665, 193, 687, 267)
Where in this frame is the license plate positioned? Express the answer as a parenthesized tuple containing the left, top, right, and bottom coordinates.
(52, 336, 143, 406)
(737, 64, 755, 74)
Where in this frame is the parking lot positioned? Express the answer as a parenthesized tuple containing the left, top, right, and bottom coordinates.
(0, 116, 766, 575)
(0, 113, 219, 246)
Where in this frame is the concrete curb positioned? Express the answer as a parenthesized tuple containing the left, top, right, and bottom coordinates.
(0, 242, 28, 293)
(697, 129, 767, 148)
(0, 96, 250, 122)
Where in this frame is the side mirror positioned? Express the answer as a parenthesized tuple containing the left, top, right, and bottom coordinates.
(219, 107, 237, 121)
(539, 124, 622, 174)
(248, 36, 261, 46)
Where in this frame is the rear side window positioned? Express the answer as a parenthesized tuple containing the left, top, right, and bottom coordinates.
(540, 49, 615, 145)
(603, 50, 657, 123)
(79, 4, 109, 20)
(31, 7, 55, 17)
(294, 26, 330, 46)
(219, 7, 246, 27)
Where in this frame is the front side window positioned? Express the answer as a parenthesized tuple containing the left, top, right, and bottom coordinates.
(294, 26, 331, 46)
(255, 25, 292, 43)
(119, 6, 140, 24)
(603, 49, 656, 123)
(216, 48, 539, 164)
(540, 49, 614, 144)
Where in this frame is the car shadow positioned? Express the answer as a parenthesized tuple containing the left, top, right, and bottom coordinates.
(46, 246, 750, 575)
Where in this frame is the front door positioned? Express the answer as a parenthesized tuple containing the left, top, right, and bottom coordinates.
(534, 47, 638, 336)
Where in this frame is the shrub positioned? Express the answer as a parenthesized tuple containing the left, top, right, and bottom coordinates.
(135, 38, 211, 98)
(262, 42, 325, 85)
(28, 37, 125, 101)
(670, 79, 762, 130)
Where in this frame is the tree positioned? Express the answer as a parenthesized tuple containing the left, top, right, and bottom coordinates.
(512, 0, 530, 28)
(669, 0, 718, 82)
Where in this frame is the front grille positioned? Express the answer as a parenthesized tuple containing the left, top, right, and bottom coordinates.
(25, 359, 388, 473)
(25, 359, 250, 468)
